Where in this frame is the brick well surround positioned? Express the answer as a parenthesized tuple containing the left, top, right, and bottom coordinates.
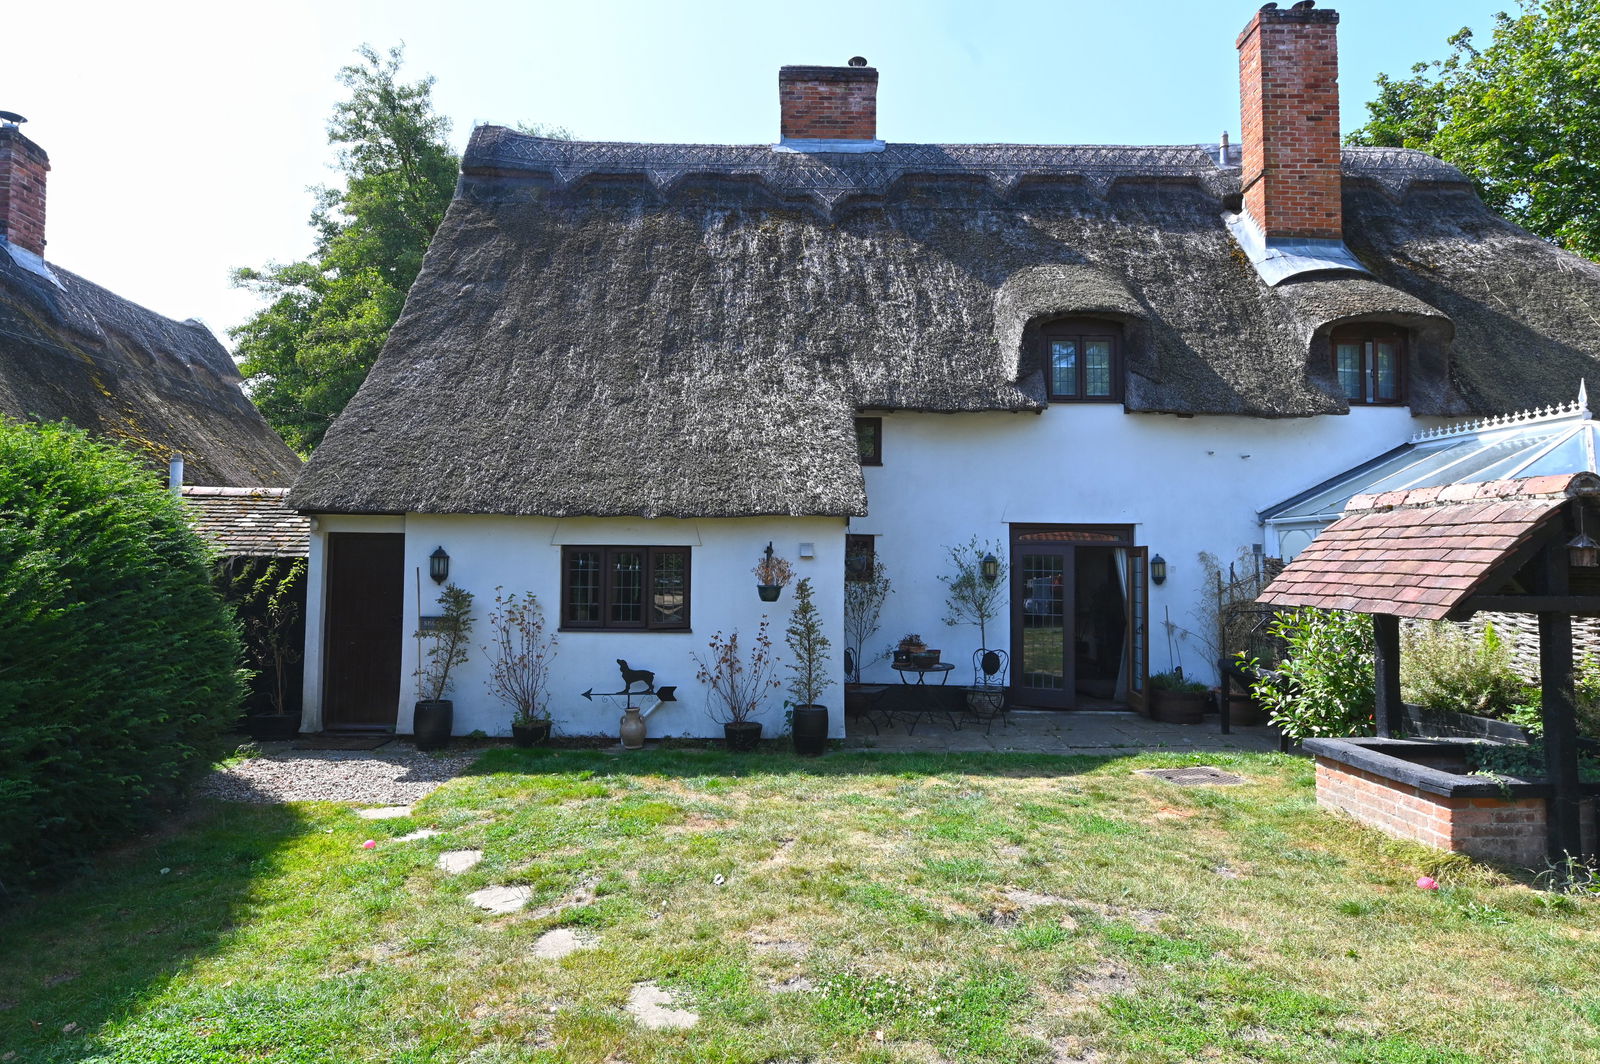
(1316, 756, 1553, 867)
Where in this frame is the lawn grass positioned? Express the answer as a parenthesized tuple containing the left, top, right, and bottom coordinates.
(3, 747, 1598, 1063)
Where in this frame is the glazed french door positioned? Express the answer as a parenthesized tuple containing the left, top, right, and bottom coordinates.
(1009, 526, 1147, 710)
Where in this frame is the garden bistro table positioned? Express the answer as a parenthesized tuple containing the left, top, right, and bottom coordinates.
(889, 662, 961, 733)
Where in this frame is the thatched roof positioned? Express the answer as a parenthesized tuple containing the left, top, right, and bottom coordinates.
(290, 129, 1600, 518)
(0, 246, 302, 487)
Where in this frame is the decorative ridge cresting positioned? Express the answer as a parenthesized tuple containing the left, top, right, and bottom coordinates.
(1409, 383, 1591, 444)
(463, 127, 1475, 212)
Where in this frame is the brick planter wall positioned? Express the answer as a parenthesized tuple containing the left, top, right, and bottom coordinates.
(1314, 756, 1549, 867)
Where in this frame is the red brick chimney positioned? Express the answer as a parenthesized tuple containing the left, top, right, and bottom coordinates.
(0, 115, 49, 257)
(1237, 1, 1341, 242)
(778, 60, 879, 145)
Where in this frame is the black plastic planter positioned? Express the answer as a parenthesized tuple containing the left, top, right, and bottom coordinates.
(511, 720, 552, 747)
(791, 704, 829, 756)
(413, 700, 453, 750)
(724, 721, 763, 752)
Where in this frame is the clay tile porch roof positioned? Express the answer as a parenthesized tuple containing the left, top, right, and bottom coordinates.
(182, 487, 310, 558)
(1257, 472, 1600, 619)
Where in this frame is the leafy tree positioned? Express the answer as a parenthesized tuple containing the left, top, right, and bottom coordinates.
(0, 418, 245, 887)
(233, 45, 461, 452)
(1249, 608, 1375, 742)
(1347, 0, 1600, 259)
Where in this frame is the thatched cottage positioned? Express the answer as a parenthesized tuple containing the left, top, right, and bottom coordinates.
(0, 118, 301, 489)
(289, 3, 1600, 738)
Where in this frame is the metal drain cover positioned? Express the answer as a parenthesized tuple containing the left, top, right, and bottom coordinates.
(1139, 766, 1246, 786)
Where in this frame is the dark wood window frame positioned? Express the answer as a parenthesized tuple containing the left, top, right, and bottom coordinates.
(561, 545, 691, 631)
(845, 533, 876, 583)
(1043, 318, 1124, 403)
(855, 417, 883, 465)
(1331, 324, 1407, 406)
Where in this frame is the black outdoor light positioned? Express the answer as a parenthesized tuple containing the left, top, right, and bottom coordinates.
(429, 546, 451, 584)
(1150, 554, 1168, 585)
(981, 553, 1000, 584)
(1569, 506, 1600, 568)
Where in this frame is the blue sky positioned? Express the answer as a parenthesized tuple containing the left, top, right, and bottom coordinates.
(8, 0, 1508, 340)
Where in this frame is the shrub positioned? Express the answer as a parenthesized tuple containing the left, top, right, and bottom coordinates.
(0, 419, 246, 888)
(1401, 621, 1528, 718)
(1249, 608, 1375, 742)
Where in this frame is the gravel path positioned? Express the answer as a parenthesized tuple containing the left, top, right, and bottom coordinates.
(196, 742, 481, 804)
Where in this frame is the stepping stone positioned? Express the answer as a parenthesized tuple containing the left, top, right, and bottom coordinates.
(532, 927, 594, 959)
(626, 982, 697, 1030)
(437, 849, 483, 874)
(356, 806, 412, 820)
(468, 885, 530, 914)
(396, 829, 442, 842)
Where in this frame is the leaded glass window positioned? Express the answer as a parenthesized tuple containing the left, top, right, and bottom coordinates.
(1043, 319, 1122, 403)
(1331, 326, 1407, 405)
(561, 546, 691, 630)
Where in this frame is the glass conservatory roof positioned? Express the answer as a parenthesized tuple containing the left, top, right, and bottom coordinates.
(1262, 389, 1599, 524)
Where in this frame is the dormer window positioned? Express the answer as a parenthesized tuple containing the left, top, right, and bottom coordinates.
(1332, 324, 1405, 405)
(1044, 319, 1123, 403)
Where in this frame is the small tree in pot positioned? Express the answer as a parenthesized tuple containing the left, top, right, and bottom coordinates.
(229, 557, 306, 741)
(694, 617, 780, 751)
(785, 577, 834, 756)
(941, 537, 1010, 717)
(483, 587, 557, 747)
(414, 582, 474, 750)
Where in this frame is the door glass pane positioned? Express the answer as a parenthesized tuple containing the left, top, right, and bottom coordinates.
(1020, 553, 1066, 690)
(567, 550, 601, 624)
(611, 551, 643, 624)
(1083, 339, 1113, 396)
(1051, 340, 1077, 396)
(650, 550, 685, 626)
(1374, 341, 1399, 401)
(1335, 343, 1363, 400)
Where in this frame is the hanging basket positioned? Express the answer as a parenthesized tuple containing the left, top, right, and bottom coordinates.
(757, 584, 783, 602)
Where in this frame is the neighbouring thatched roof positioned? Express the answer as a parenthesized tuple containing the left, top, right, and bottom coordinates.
(0, 246, 302, 487)
(290, 130, 1600, 518)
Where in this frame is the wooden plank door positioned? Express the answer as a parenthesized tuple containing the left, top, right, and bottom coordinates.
(322, 532, 404, 730)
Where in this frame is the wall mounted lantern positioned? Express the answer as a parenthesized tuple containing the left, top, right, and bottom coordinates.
(429, 546, 451, 584)
(1150, 554, 1167, 585)
(981, 553, 1000, 584)
(1569, 506, 1600, 568)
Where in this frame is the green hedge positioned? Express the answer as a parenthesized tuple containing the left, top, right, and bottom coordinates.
(0, 419, 245, 888)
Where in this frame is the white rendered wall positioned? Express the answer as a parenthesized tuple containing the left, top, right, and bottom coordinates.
(302, 514, 847, 739)
(854, 406, 1446, 686)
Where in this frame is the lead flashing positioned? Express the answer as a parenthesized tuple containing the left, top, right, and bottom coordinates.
(1224, 210, 1369, 286)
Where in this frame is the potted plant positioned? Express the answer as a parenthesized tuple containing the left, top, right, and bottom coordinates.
(844, 555, 892, 726)
(753, 542, 795, 602)
(785, 577, 834, 756)
(694, 617, 780, 751)
(1149, 670, 1211, 725)
(895, 633, 927, 666)
(483, 587, 557, 747)
(228, 557, 306, 742)
(413, 581, 474, 750)
(940, 537, 1010, 714)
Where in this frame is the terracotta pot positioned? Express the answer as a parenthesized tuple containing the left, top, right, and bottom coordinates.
(619, 705, 646, 749)
(1224, 693, 1265, 727)
(1150, 690, 1207, 726)
(724, 720, 763, 752)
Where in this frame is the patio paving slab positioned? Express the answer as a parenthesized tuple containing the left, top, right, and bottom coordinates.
(847, 709, 1281, 755)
